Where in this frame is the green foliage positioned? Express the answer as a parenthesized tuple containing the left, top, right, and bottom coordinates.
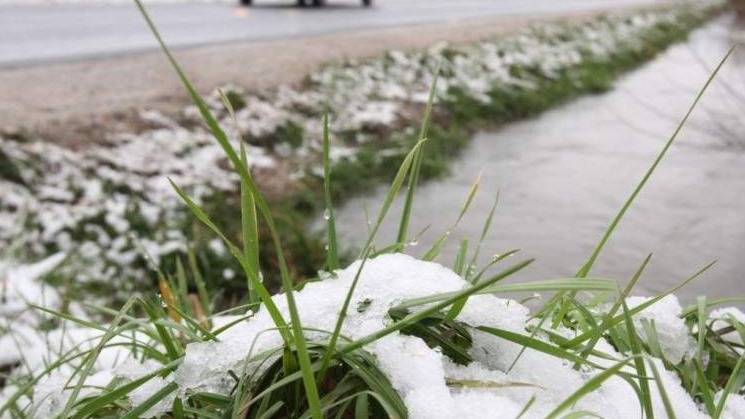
(276, 121, 305, 149)
(223, 89, 247, 112)
(0, 146, 25, 186)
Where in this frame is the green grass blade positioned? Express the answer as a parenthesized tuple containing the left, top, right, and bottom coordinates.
(477, 326, 604, 369)
(318, 138, 428, 380)
(219, 87, 261, 304)
(619, 298, 654, 419)
(72, 361, 180, 419)
(466, 189, 499, 281)
(453, 239, 468, 277)
(120, 381, 178, 419)
(323, 113, 340, 271)
(397, 278, 616, 311)
(576, 45, 736, 279)
(514, 395, 536, 419)
(647, 358, 678, 419)
(562, 260, 716, 348)
(240, 141, 261, 305)
(135, 1, 321, 414)
(60, 297, 137, 417)
(575, 254, 651, 367)
(714, 353, 745, 417)
(395, 68, 440, 250)
(550, 45, 736, 328)
(422, 174, 482, 261)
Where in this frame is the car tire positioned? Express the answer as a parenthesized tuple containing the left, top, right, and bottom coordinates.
(311, 0, 325, 6)
(362, 0, 372, 6)
(297, 0, 307, 5)
(240, 0, 252, 5)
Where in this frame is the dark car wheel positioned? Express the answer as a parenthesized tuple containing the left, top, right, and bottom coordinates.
(297, 0, 307, 6)
(240, 0, 252, 5)
(311, 0, 325, 6)
(362, 0, 372, 5)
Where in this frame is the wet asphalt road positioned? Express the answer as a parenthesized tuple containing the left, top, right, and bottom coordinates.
(0, 0, 667, 67)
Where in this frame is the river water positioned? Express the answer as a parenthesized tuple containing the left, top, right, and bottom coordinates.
(328, 16, 745, 305)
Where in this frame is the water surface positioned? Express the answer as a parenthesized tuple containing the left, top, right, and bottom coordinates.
(330, 17, 745, 305)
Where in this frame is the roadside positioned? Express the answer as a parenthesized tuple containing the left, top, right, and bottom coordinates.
(0, 8, 656, 149)
(0, 3, 720, 303)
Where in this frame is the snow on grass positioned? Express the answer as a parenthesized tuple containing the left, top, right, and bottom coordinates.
(0, 125, 276, 293)
(3, 253, 742, 417)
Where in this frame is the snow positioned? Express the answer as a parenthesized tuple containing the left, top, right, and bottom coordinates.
(719, 392, 745, 419)
(1, 252, 743, 417)
(168, 254, 733, 418)
(626, 295, 698, 365)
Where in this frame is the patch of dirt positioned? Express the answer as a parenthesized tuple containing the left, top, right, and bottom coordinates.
(0, 9, 623, 149)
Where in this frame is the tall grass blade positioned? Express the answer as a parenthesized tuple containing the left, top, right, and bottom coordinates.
(422, 174, 482, 261)
(135, 1, 321, 415)
(562, 260, 716, 348)
(550, 45, 736, 327)
(466, 190, 499, 281)
(514, 395, 536, 419)
(72, 362, 180, 419)
(169, 180, 289, 338)
(240, 141, 261, 305)
(398, 278, 616, 311)
(120, 382, 179, 419)
(714, 353, 745, 417)
(60, 297, 137, 417)
(319, 138, 428, 380)
(647, 359, 679, 419)
(395, 68, 440, 250)
(322, 113, 340, 271)
(619, 298, 654, 419)
(575, 254, 651, 367)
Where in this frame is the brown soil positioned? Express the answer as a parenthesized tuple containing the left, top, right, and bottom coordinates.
(0, 8, 643, 149)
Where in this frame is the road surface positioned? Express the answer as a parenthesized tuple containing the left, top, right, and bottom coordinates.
(1, 0, 667, 67)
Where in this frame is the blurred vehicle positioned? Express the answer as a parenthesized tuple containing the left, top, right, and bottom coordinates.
(240, 0, 372, 6)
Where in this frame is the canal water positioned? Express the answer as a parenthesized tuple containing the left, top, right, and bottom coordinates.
(328, 16, 745, 305)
